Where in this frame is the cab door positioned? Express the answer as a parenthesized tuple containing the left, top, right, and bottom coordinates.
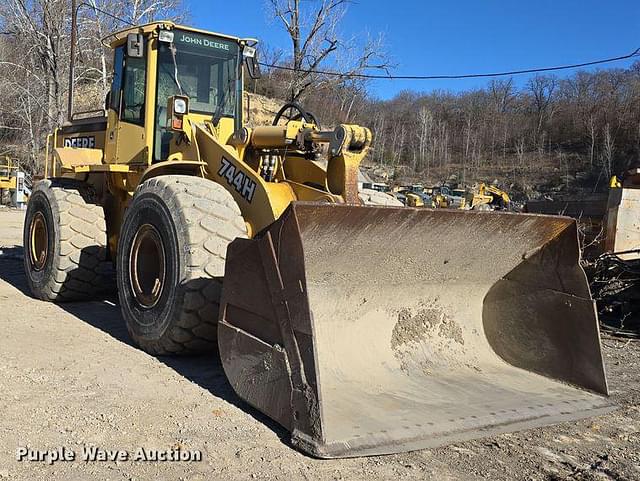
(104, 44, 150, 165)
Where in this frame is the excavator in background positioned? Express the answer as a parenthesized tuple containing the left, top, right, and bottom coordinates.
(467, 182, 511, 210)
(22, 14, 612, 458)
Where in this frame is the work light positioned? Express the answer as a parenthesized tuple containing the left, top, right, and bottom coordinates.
(174, 98, 187, 115)
(158, 30, 174, 43)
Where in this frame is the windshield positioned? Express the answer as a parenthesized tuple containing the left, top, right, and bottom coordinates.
(155, 30, 239, 160)
(157, 30, 238, 115)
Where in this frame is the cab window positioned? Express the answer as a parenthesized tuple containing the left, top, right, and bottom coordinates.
(109, 47, 124, 112)
(154, 31, 238, 161)
(121, 51, 147, 125)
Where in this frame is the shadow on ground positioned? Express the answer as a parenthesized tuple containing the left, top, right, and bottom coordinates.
(0, 247, 288, 444)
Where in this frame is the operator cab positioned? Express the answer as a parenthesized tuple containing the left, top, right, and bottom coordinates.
(97, 22, 259, 166)
(154, 29, 239, 160)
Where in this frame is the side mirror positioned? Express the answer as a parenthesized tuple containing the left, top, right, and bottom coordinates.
(127, 33, 144, 58)
(243, 47, 262, 80)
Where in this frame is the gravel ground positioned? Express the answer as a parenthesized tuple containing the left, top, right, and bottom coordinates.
(0, 207, 639, 481)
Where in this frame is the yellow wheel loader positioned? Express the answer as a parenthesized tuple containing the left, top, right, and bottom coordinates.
(403, 191, 425, 207)
(24, 18, 614, 458)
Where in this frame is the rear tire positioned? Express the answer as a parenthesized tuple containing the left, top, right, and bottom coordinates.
(23, 179, 113, 301)
(117, 175, 247, 355)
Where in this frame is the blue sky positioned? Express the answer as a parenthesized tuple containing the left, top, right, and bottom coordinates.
(190, 0, 640, 99)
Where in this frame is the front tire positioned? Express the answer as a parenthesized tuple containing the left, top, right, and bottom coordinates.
(117, 175, 247, 355)
(23, 179, 113, 301)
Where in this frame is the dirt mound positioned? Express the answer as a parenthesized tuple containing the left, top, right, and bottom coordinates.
(244, 93, 282, 127)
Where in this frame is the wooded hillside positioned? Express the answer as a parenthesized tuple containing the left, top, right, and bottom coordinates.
(1, 0, 638, 200)
(255, 64, 640, 197)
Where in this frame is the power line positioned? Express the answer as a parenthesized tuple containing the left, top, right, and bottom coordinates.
(259, 47, 640, 80)
(6, 2, 636, 81)
(76, 2, 137, 27)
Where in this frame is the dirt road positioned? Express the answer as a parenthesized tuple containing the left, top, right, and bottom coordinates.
(1, 207, 639, 480)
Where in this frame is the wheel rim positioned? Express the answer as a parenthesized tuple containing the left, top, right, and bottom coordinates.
(29, 212, 48, 271)
(129, 224, 166, 309)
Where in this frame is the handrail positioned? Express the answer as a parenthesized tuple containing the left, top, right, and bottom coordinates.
(70, 109, 107, 121)
(45, 133, 52, 178)
(53, 128, 58, 177)
(0, 162, 17, 171)
(44, 128, 60, 178)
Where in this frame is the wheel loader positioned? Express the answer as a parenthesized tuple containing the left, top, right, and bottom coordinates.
(24, 19, 614, 458)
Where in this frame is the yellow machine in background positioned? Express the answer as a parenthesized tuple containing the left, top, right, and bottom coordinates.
(404, 191, 425, 207)
(467, 183, 511, 210)
(606, 169, 640, 259)
(431, 186, 450, 208)
(0, 157, 17, 190)
(23, 17, 612, 458)
(0, 157, 30, 206)
(396, 185, 429, 207)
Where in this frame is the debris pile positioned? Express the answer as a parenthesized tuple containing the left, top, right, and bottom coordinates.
(588, 250, 640, 339)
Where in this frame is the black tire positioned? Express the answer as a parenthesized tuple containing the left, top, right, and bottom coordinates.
(117, 175, 247, 355)
(23, 179, 114, 301)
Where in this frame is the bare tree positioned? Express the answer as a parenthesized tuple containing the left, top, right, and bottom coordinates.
(588, 114, 597, 167)
(417, 106, 433, 175)
(266, 0, 391, 100)
(0, 0, 69, 172)
(75, 0, 186, 109)
(527, 75, 557, 153)
(0, 0, 186, 174)
(489, 79, 514, 162)
(602, 122, 615, 179)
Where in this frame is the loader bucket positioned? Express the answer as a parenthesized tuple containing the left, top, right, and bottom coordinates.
(218, 203, 614, 458)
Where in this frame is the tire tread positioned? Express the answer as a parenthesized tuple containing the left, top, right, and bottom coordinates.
(27, 179, 113, 302)
(125, 175, 246, 355)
